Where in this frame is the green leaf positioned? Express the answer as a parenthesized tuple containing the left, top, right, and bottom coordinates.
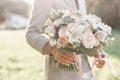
(57, 48, 65, 53)
(76, 43, 81, 47)
(78, 44, 97, 55)
(65, 49, 73, 54)
(58, 12, 64, 17)
(59, 24, 67, 28)
(63, 16, 73, 23)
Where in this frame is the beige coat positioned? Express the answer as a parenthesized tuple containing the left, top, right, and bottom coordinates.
(25, 0, 92, 80)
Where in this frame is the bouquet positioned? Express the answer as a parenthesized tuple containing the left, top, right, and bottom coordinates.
(41, 9, 114, 76)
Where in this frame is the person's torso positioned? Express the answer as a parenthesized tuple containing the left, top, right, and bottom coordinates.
(53, 0, 78, 10)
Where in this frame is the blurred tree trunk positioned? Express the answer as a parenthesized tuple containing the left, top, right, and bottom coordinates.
(0, 0, 29, 23)
(86, 0, 120, 29)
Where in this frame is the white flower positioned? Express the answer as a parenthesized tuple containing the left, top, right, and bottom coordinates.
(45, 25, 56, 35)
(95, 31, 108, 42)
(54, 19, 65, 27)
(62, 10, 71, 18)
(82, 31, 96, 48)
(97, 23, 112, 35)
(58, 27, 67, 37)
(49, 39, 56, 46)
(66, 23, 85, 43)
(82, 14, 102, 30)
(67, 23, 85, 32)
(104, 25, 112, 35)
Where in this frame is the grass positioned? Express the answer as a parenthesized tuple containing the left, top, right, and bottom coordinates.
(0, 29, 120, 80)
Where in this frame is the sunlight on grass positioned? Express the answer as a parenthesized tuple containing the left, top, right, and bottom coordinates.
(0, 30, 120, 80)
(0, 30, 44, 80)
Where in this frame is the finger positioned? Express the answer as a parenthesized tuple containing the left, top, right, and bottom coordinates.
(61, 52, 75, 61)
(96, 64, 103, 68)
(55, 55, 70, 66)
(93, 53, 98, 58)
(101, 53, 108, 58)
(55, 54, 74, 65)
(98, 60, 105, 65)
(72, 52, 78, 62)
(60, 56, 74, 65)
(95, 60, 105, 68)
(64, 52, 75, 58)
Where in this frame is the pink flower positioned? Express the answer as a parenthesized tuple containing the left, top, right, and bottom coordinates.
(95, 31, 108, 42)
(82, 31, 96, 48)
(57, 36, 69, 48)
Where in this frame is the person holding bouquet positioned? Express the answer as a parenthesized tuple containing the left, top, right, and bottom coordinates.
(25, 0, 107, 80)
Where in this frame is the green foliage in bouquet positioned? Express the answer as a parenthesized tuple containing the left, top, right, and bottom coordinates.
(58, 43, 97, 55)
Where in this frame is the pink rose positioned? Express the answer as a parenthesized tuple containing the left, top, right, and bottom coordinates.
(82, 31, 96, 48)
(57, 36, 69, 48)
(95, 31, 108, 42)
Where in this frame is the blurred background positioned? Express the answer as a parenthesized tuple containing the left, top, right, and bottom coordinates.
(0, 0, 120, 80)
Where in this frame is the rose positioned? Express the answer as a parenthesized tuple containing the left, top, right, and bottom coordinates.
(95, 31, 108, 42)
(57, 36, 69, 48)
(82, 31, 96, 48)
(67, 23, 85, 32)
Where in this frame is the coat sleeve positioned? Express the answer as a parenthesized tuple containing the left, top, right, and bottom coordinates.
(25, 0, 54, 55)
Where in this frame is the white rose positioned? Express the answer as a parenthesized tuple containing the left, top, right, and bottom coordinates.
(66, 23, 85, 43)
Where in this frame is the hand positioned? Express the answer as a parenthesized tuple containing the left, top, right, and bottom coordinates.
(50, 46, 75, 66)
(92, 52, 108, 58)
(95, 59, 105, 68)
(92, 51, 107, 69)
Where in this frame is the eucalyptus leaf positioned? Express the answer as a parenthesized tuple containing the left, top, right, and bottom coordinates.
(59, 24, 67, 28)
(78, 44, 97, 55)
(58, 12, 64, 17)
(65, 48, 74, 54)
(63, 16, 73, 23)
(77, 43, 81, 47)
(57, 48, 65, 53)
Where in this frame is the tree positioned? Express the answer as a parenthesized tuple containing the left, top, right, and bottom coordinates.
(0, 0, 29, 23)
(86, 0, 120, 29)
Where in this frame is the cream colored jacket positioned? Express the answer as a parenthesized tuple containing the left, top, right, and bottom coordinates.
(25, 0, 91, 80)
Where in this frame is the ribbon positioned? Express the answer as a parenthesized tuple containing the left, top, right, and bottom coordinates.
(92, 51, 116, 77)
(74, 50, 116, 79)
(74, 53, 92, 79)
